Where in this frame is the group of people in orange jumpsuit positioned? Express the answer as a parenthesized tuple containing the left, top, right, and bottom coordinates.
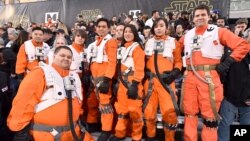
(7, 4, 250, 141)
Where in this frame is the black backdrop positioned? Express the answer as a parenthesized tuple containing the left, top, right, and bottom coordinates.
(0, 0, 230, 28)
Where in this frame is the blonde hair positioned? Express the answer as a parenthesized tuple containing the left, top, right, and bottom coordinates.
(53, 37, 68, 49)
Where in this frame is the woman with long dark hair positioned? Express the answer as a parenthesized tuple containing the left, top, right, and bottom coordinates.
(110, 24, 145, 141)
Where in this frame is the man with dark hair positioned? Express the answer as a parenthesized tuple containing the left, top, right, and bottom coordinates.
(218, 23, 250, 141)
(15, 27, 50, 81)
(8, 46, 94, 141)
(137, 13, 145, 32)
(216, 17, 227, 28)
(124, 15, 133, 24)
(87, 18, 118, 141)
(234, 18, 248, 37)
(179, 4, 250, 141)
(145, 10, 160, 27)
(175, 10, 191, 30)
(43, 28, 54, 47)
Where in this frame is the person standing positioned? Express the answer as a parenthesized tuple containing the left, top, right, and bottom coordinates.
(8, 46, 94, 141)
(87, 18, 118, 141)
(178, 5, 250, 141)
(144, 18, 182, 141)
(110, 24, 145, 141)
(218, 24, 250, 141)
(145, 10, 160, 28)
(68, 29, 87, 75)
(15, 27, 50, 80)
(47, 36, 68, 65)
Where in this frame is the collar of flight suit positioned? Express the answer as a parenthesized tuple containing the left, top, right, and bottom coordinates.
(52, 63, 70, 77)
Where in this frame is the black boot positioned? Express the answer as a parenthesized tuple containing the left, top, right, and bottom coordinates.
(145, 137, 155, 141)
(97, 131, 111, 141)
(109, 136, 124, 141)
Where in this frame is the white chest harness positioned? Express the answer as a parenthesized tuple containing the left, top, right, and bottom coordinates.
(34, 63, 82, 113)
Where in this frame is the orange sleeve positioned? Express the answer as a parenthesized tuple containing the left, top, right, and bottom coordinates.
(173, 40, 183, 70)
(104, 39, 118, 79)
(219, 28, 250, 61)
(178, 35, 185, 51)
(7, 68, 45, 131)
(15, 44, 28, 74)
(132, 45, 145, 82)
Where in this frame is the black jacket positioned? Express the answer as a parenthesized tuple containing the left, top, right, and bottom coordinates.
(223, 48, 250, 106)
(0, 71, 10, 126)
(1, 32, 9, 46)
(0, 47, 17, 75)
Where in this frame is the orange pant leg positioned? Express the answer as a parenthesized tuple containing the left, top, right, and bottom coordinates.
(128, 84, 143, 141)
(114, 83, 143, 140)
(183, 72, 200, 141)
(143, 79, 158, 138)
(114, 84, 129, 138)
(99, 86, 114, 131)
(156, 79, 177, 141)
(86, 91, 99, 124)
(197, 70, 223, 141)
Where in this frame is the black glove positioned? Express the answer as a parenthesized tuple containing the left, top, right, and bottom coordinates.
(13, 125, 33, 141)
(216, 56, 236, 76)
(98, 77, 111, 94)
(17, 73, 25, 82)
(82, 71, 91, 86)
(127, 80, 139, 100)
(162, 68, 181, 85)
(216, 56, 236, 83)
(82, 71, 91, 95)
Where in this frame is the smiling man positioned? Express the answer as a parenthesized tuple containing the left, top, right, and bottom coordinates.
(86, 18, 118, 141)
(178, 4, 250, 141)
(15, 27, 50, 81)
(8, 46, 94, 141)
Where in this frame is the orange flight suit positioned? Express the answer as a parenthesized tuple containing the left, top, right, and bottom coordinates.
(179, 25, 250, 141)
(70, 42, 100, 126)
(70, 42, 84, 75)
(144, 35, 182, 141)
(7, 63, 94, 141)
(16, 40, 47, 75)
(114, 41, 145, 140)
(90, 36, 118, 131)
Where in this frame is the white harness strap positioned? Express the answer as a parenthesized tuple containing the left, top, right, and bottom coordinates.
(69, 45, 83, 73)
(91, 34, 112, 63)
(34, 62, 82, 113)
(24, 40, 50, 62)
(145, 37, 176, 58)
(121, 42, 139, 71)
